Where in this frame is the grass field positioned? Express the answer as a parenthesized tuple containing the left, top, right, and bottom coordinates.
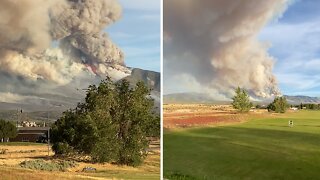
(164, 110, 320, 180)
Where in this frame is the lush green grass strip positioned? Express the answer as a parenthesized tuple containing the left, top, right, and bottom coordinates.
(164, 111, 320, 180)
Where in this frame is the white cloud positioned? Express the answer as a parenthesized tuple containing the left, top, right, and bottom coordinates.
(259, 16, 320, 95)
(260, 19, 320, 57)
(276, 73, 320, 90)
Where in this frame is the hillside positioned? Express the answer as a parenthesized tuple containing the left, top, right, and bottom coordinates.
(124, 68, 161, 112)
(124, 68, 160, 92)
(164, 92, 320, 105)
(0, 68, 161, 121)
(164, 92, 230, 104)
(284, 95, 320, 104)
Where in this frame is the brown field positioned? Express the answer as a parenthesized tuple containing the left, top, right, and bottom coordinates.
(0, 142, 160, 180)
(163, 104, 282, 129)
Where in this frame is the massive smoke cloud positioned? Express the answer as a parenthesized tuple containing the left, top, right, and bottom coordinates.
(164, 0, 289, 98)
(50, 0, 125, 73)
(0, 0, 132, 110)
(0, 0, 129, 85)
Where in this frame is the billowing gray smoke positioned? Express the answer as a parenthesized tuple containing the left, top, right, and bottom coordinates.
(164, 0, 289, 98)
(0, 0, 129, 85)
(50, 0, 125, 69)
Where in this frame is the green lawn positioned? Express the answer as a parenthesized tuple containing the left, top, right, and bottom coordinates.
(164, 111, 320, 180)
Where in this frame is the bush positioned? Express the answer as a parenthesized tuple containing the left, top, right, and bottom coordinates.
(267, 96, 288, 113)
(19, 159, 78, 172)
(0, 149, 7, 154)
(52, 142, 73, 155)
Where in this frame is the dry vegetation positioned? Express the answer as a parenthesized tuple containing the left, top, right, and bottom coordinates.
(163, 104, 286, 129)
(0, 143, 160, 180)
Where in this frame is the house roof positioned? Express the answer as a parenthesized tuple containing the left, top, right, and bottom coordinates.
(18, 127, 50, 131)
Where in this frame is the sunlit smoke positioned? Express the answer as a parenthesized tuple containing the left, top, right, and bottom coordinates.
(0, 0, 129, 85)
(164, 0, 289, 98)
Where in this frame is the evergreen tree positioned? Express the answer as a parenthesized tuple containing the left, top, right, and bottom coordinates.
(232, 87, 252, 112)
(300, 103, 303, 109)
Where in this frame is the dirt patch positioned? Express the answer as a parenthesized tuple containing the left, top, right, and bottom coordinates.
(164, 104, 268, 128)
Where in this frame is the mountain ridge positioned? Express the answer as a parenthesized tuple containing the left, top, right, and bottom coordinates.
(0, 68, 161, 121)
(164, 92, 320, 105)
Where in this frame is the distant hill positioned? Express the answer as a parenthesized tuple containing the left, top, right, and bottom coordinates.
(0, 68, 161, 121)
(164, 92, 230, 104)
(124, 68, 160, 92)
(0, 109, 62, 122)
(124, 68, 160, 113)
(284, 95, 320, 105)
(164, 92, 320, 105)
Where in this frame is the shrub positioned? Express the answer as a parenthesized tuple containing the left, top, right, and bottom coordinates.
(0, 149, 7, 154)
(267, 96, 288, 113)
(52, 142, 73, 155)
(19, 159, 78, 172)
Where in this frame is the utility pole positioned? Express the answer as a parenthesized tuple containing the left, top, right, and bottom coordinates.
(47, 111, 50, 156)
(16, 109, 18, 127)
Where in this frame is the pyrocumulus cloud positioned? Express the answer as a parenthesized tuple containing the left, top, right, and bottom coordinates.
(164, 0, 289, 97)
(0, 0, 129, 85)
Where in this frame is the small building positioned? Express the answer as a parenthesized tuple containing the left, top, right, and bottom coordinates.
(10, 127, 49, 142)
(290, 107, 298, 111)
(21, 121, 38, 127)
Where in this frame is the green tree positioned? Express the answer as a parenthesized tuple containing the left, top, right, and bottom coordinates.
(267, 96, 288, 113)
(300, 103, 303, 109)
(0, 119, 17, 142)
(51, 78, 160, 166)
(232, 87, 252, 112)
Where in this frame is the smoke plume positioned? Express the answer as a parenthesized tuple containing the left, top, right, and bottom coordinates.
(0, 0, 129, 85)
(164, 0, 289, 97)
(50, 0, 125, 69)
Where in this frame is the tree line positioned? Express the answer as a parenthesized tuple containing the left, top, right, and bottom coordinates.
(295, 103, 320, 110)
(232, 87, 288, 113)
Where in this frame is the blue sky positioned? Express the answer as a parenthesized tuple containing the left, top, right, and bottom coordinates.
(259, 0, 320, 97)
(107, 0, 160, 72)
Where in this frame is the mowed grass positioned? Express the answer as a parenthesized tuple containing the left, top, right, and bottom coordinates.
(164, 111, 320, 180)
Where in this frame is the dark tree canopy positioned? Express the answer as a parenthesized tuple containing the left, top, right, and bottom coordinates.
(232, 87, 252, 112)
(298, 103, 320, 110)
(267, 96, 288, 113)
(0, 119, 17, 142)
(51, 78, 160, 166)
